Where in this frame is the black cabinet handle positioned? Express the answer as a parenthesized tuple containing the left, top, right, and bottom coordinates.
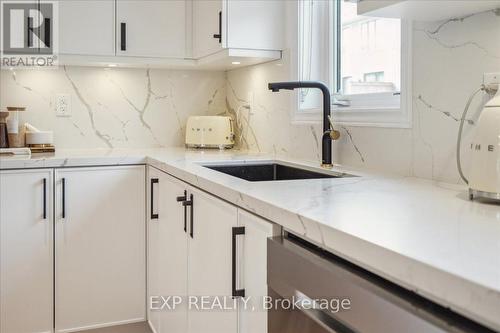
(42, 178, 47, 219)
(232, 226, 245, 298)
(213, 11, 222, 43)
(62, 178, 66, 219)
(120, 22, 126, 51)
(27, 17, 33, 47)
(176, 191, 187, 202)
(177, 190, 188, 232)
(182, 194, 193, 238)
(150, 178, 159, 220)
(44, 18, 50, 48)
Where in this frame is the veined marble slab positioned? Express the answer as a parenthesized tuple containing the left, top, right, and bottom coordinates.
(1, 148, 499, 331)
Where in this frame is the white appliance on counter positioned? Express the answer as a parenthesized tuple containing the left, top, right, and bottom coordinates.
(185, 116, 234, 149)
(469, 90, 500, 201)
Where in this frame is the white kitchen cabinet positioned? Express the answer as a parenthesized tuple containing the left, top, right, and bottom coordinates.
(238, 210, 280, 333)
(0, 169, 54, 333)
(357, 0, 500, 21)
(192, 0, 223, 58)
(187, 185, 238, 333)
(59, 0, 115, 56)
(147, 168, 161, 333)
(192, 0, 284, 64)
(147, 167, 188, 333)
(54, 166, 146, 332)
(147, 167, 279, 333)
(147, 167, 238, 333)
(116, 0, 188, 58)
(57, 0, 284, 69)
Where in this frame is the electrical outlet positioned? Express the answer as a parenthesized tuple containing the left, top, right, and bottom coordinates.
(55, 94, 71, 117)
(483, 72, 500, 86)
(247, 91, 255, 115)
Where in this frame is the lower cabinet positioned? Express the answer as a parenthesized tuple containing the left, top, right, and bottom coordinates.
(238, 210, 280, 333)
(0, 169, 54, 333)
(187, 184, 239, 333)
(0, 166, 146, 333)
(148, 167, 188, 333)
(147, 166, 279, 333)
(1, 164, 274, 333)
(54, 166, 146, 332)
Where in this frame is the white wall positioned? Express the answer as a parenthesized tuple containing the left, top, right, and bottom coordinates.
(0, 67, 226, 148)
(226, 8, 500, 184)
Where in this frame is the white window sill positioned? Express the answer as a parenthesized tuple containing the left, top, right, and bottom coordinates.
(291, 105, 412, 128)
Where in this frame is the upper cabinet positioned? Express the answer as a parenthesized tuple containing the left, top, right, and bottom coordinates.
(116, 0, 188, 58)
(193, 0, 284, 68)
(192, 0, 223, 58)
(358, 0, 500, 21)
(57, 0, 285, 70)
(59, 0, 115, 56)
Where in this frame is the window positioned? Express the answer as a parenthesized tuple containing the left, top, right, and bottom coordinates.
(338, 1, 400, 96)
(364, 72, 385, 83)
(295, 0, 412, 127)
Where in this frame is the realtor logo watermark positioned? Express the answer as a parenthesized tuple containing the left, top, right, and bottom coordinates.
(150, 295, 352, 314)
(1, 0, 58, 67)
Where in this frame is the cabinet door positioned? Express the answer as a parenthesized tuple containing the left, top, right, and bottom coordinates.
(226, 0, 285, 50)
(0, 169, 53, 333)
(192, 0, 223, 58)
(116, 0, 187, 58)
(59, 0, 115, 56)
(54, 166, 146, 332)
(187, 187, 238, 333)
(238, 210, 280, 333)
(148, 168, 189, 333)
(147, 167, 161, 333)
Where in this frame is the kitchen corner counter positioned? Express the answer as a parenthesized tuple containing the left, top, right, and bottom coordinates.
(1, 148, 500, 331)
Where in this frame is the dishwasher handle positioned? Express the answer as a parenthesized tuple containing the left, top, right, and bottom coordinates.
(294, 290, 355, 333)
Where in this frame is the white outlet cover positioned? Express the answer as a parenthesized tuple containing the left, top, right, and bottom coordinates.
(56, 94, 71, 117)
(247, 91, 255, 115)
(483, 72, 500, 86)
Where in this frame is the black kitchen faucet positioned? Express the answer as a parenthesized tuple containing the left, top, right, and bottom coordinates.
(268, 81, 340, 168)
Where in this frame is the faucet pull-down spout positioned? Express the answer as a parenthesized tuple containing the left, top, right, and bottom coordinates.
(268, 81, 340, 168)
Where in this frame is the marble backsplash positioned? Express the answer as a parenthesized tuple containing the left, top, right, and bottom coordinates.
(0, 67, 226, 148)
(1, 8, 499, 185)
(226, 8, 500, 184)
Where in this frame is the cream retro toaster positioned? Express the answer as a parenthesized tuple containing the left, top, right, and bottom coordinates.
(185, 116, 234, 149)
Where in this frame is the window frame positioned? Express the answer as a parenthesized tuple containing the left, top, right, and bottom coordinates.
(291, 0, 412, 128)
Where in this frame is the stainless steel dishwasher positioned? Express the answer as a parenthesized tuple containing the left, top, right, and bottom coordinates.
(267, 234, 496, 333)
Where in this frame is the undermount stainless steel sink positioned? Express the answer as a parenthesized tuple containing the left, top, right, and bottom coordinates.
(202, 162, 355, 182)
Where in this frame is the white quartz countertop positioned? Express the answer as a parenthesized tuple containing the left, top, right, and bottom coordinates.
(1, 148, 500, 331)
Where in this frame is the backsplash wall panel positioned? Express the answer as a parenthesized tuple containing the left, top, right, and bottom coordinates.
(0, 8, 498, 185)
(411, 9, 500, 183)
(0, 67, 226, 148)
(226, 9, 500, 183)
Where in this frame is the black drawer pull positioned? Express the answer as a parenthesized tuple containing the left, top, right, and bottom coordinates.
(150, 178, 159, 220)
(176, 191, 187, 202)
(120, 22, 126, 51)
(182, 194, 193, 238)
(213, 11, 222, 43)
(42, 178, 47, 219)
(232, 226, 245, 298)
(177, 191, 188, 231)
(27, 17, 33, 47)
(44, 18, 50, 48)
(62, 178, 66, 219)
